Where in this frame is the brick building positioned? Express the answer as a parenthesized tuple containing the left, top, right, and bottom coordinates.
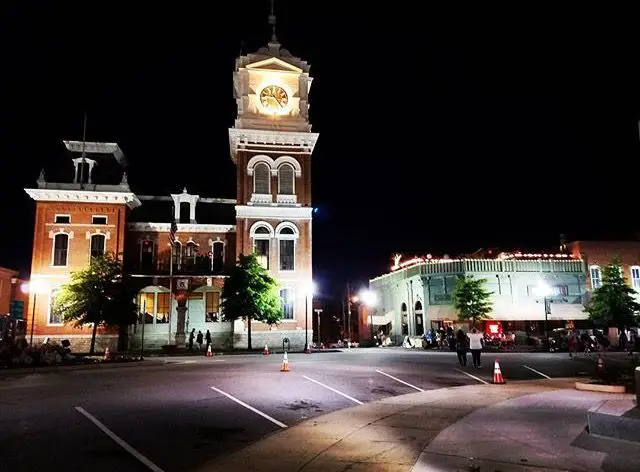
(24, 33, 318, 351)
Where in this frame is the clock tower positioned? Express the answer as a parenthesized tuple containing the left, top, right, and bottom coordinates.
(229, 12, 319, 350)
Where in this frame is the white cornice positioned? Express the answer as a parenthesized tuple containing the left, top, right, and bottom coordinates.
(229, 128, 319, 162)
(128, 222, 236, 233)
(235, 205, 313, 220)
(25, 188, 141, 209)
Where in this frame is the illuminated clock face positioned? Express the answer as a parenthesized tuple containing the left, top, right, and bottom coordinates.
(260, 85, 288, 110)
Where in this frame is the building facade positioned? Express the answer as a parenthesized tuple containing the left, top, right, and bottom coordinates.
(24, 34, 317, 351)
(369, 254, 588, 345)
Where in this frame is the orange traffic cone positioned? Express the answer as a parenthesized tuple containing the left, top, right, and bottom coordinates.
(492, 359, 505, 384)
(263, 344, 270, 356)
(305, 343, 312, 354)
(280, 352, 290, 372)
(206, 345, 213, 357)
(103, 347, 110, 361)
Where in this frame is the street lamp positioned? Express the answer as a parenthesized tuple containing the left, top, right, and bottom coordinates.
(303, 281, 316, 351)
(314, 308, 323, 344)
(533, 281, 553, 348)
(21, 279, 50, 347)
(359, 289, 378, 344)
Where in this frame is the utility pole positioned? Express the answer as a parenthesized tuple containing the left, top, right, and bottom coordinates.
(314, 308, 323, 343)
(346, 281, 352, 341)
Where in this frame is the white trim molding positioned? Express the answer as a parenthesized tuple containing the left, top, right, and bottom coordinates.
(250, 193, 273, 205)
(170, 188, 200, 222)
(228, 128, 319, 162)
(246, 154, 302, 178)
(128, 222, 236, 233)
(275, 221, 300, 239)
(247, 155, 275, 176)
(274, 156, 302, 177)
(250, 221, 275, 238)
(236, 205, 313, 220)
(25, 188, 141, 209)
(276, 194, 298, 205)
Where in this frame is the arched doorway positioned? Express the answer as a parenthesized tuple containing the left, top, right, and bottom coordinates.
(401, 302, 408, 335)
(414, 301, 424, 336)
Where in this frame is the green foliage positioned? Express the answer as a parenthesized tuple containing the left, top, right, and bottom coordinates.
(452, 274, 493, 325)
(53, 253, 137, 353)
(221, 253, 282, 325)
(584, 258, 640, 329)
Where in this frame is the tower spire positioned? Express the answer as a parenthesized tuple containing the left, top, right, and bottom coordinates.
(268, 0, 278, 43)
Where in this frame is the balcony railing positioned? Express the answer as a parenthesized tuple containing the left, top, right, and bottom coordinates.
(128, 255, 227, 276)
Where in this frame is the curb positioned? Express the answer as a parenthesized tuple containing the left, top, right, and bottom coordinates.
(575, 381, 627, 394)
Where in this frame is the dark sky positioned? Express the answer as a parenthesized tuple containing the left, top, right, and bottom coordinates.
(1, 1, 639, 298)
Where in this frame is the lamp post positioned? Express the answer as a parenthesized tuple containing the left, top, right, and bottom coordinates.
(314, 308, 323, 343)
(359, 289, 378, 344)
(534, 281, 553, 348)
(303, 282, 316, 351)
(21, 280, 50, 347)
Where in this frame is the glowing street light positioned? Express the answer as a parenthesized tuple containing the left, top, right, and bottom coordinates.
(21, 279, 50, 347)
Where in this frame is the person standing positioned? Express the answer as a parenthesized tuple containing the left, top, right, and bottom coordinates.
(467, 328, 484, 368)
(205, 329, 212, 352)
(188, 328, 195, 351)
(568, 329, 578, 358)
(196, 330, 204, 351)
(456, 329, 468, 367)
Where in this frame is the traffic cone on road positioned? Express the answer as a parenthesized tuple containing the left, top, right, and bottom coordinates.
(263, 344, 270, 356)
(280, 352, 290, 372)
(206, 345, 213, 357)
(305, 343, 312, 354)
(492, 359, 505, 384)
(103, 347, 110, 361)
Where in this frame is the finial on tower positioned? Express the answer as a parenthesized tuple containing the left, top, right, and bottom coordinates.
(268, 0, 278, 43)
(120, 172, 128, 185)
(37, 168, 46, 184)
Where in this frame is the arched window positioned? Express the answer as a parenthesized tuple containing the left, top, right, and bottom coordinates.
(212, 241, 224, 272)
(401, 302, 408, 335)
(173, 241, 182, 267)
(280, 289, 294, 319)
(253, 163, 271, 194)
(415, 301, 423, 312)
(53, 233, 69, 266)
(277, 225, 297, 272)
(414, 300, 424, 335)
(185, 241, 197, 266)
(136, 286, 170, 325)
(252, 225, 271, 269)
(278, 163, 295, 195)
(90, 234, 106, 258)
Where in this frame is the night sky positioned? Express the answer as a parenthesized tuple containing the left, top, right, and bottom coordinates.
(1, 2, 639, 300)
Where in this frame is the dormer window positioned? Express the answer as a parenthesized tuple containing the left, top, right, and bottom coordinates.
(171, 188, 199, 224)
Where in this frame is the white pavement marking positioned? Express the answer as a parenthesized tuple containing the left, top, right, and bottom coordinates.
(210, 386, 287, 429)
(455, 369, 489, 385)
(375, 369, 424, 392)
(74, 406, 165, 472)
(302, 375, 364, 405)
(523, 365, 552, 379)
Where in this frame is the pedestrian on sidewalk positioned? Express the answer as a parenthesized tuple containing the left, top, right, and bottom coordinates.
(196, 330, 203, 351)
(205, 329, 212, 352)
(467, 328, 484, 368)
(188, 328, 195, 351)
(456, 329, 467, 367)
(568, 329, 578, 358)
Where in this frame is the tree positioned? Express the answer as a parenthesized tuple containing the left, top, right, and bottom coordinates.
(453, 274, 493, 326)
(584, 258, 640, 329)
(53, 253, 137, 354)
(221, 253, 282, 350)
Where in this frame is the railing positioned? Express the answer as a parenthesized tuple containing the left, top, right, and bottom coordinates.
(128, 256, 227, 276)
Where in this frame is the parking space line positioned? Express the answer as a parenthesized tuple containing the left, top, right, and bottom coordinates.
(210, 386, 287, 429)
(455, 369, 489, 385)
(302, 375, 364, 405)
(74, 406, 165, 472)
(375, 369, 424, 392)
(523, 365, 551, 379)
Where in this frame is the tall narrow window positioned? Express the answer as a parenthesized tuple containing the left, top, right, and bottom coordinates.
(253, 226, 271, 269)
(140, 240, 154, 272)
(278, 226, 296, 271)
(90, 234, 106, 258)
(590, 266, 602, 289)
(278, 163, 295, 195)
(280, 289, 294, 319)
(185, 242, 197, 267)
(179, 202, 190, 223)
(53, 233, 69, 266)
(212, 241, 224, 272)
(49, 288, 62, 324)
(253, 163, 270, 194)
(137, 292, 155, 324)
(172, 241, 182, 267)
(632, 266, 640, 290)
(205, 291, 220, 322)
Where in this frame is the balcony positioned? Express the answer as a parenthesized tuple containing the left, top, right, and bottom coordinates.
(128, 255, 227, 276)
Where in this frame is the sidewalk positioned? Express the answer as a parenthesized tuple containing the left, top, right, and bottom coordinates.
(195, 378, 640, 472)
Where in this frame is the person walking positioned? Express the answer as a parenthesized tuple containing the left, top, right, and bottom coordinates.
(188, 328, 195, 351)
(467, 328, 484, 368)
(568, 329, 578, 358)
(196, 330, 204, 351)
(456, 329, 468, 367)
(205, 329, 212, 352)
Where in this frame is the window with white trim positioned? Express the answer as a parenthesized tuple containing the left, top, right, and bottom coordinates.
(53, 233, 69, 266)
(278, 163, 295, 195)
(55, 215, 70, 224)
(253, 226, 271, 269)
(137, 289, 170, 324)
(590, 265, 602, 289)
(92, 216, 107, 225)
(253, 163, 271, 194)
(90, 234, 106, 258)
(277, 226, 296, 271)
(185, 242, 197, 267)
(205, 291, 221, 322)
(173, 241, 182, 267)
(631, 266, 640, 290)
(49, 288, 62, 324)
(280, 288, 294, 319)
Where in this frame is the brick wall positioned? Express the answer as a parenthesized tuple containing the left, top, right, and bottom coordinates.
(568, 240, 640, 290)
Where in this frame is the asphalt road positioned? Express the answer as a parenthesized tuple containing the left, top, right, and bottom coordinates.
(0, 348, 604, 472)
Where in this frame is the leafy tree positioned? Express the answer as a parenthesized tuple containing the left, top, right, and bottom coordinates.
(584, 258, 640, 329)
(53, 253, 137, 354)
(221, 253, 281, 350)
(453, 274, 493, 326)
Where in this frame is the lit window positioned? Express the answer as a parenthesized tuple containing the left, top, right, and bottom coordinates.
(185, 242, 197, 266)
(205, 291, 220, 322)
(53, 233, 69, 266)
(279, 240, 295, 271)
(590, 266, 602, 289)
(92, 216, 107, 225)
(90, 234, 105, 258)
(253, 226, 271, 269)
(49, 288, 62, 324)
(280, 289, 294, 319)
(156, 293, 169, 323)
(138, 292, 155, 324)
(632, 266, 640, 290)
(55, 215, 70, 224)
(278, 164, 295, 195)
(253, 163, 271, 194)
